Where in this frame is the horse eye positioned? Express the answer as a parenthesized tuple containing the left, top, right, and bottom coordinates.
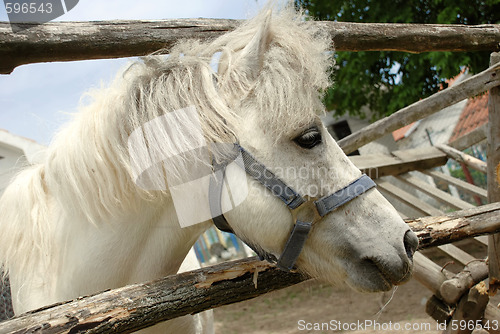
(294, 127, 322, 149)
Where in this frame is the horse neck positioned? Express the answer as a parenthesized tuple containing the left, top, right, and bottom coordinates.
(55, 200, 210, 297)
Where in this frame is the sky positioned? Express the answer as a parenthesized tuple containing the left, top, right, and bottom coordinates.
(0, 0, 270, 145)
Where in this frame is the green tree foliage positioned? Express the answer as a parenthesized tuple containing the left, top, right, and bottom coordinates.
(295, 0, 500, 119)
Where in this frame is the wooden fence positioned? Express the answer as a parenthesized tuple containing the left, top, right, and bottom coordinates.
(1, 20, 499, 74)
(0, 18, 499, 334)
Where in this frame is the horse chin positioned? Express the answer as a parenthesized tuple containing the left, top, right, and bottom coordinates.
(296, 249, 412, 293)
(342, 259, 413, 293)
(345, 270, 395, 293)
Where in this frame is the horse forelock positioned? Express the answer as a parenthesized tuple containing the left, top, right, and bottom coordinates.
(218, 7, 332, 137)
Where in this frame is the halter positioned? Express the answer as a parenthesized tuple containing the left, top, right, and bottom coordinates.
(209, 143, 376, 272)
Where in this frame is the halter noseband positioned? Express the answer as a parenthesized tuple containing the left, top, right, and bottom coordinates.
(209, 143, 376, 272)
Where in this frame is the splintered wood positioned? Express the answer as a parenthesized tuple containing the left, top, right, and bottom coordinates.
(2, 204, 500, 334)
(407, 202, 500, 249)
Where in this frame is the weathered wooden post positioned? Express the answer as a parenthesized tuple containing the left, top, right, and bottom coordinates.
(488, 52, 500, 295)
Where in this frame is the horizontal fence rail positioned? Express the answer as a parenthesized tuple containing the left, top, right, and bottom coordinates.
(1, 17, 500, 333)
(0, 20, 499, 73)
(1, 203, 500, 334)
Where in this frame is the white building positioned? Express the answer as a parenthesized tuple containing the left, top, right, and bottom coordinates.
(0, 129, 46, 196)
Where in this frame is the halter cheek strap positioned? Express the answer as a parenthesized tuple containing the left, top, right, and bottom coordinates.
(209, 144, 376, 272)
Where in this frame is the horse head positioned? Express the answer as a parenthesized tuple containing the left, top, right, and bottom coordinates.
(206, 9, 418, 292)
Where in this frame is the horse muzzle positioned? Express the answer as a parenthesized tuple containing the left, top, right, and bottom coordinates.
(344, 226, 418, 292)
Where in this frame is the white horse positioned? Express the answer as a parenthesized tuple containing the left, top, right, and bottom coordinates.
(0, 7, 417, 333)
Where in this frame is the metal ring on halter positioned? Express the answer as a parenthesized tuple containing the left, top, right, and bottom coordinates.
(290, 197, 322, 226)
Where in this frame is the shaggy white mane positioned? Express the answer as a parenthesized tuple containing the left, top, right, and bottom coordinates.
(0, 6, 332, 278)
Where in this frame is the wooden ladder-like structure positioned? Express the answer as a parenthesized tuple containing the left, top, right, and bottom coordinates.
(351, 135, 500, 331)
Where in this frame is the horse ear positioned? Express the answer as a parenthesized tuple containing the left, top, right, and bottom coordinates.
(234, 10, 272, 79)
(218, 10, 272, 82)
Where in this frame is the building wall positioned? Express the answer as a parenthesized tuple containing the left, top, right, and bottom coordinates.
(0, 144, 28, 195)
(0, 130, 46, 197)
(322, 113, 398, 155)
(396, 99, 468, 150)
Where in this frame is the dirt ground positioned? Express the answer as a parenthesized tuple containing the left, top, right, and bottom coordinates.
(214, 278, 442, 334)
(214, 244, 495, 334)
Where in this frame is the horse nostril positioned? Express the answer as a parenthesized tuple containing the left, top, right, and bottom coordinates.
(403, 230, 419, 260)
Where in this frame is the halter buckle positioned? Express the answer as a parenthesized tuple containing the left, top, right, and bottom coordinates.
(290, 197, 321, 225)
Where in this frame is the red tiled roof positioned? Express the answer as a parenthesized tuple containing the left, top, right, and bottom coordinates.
(441, 68, 466, 89)
(392, 122, 416, 141)
(448, 93, 489, 143)
(393, 70, 466, 142)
